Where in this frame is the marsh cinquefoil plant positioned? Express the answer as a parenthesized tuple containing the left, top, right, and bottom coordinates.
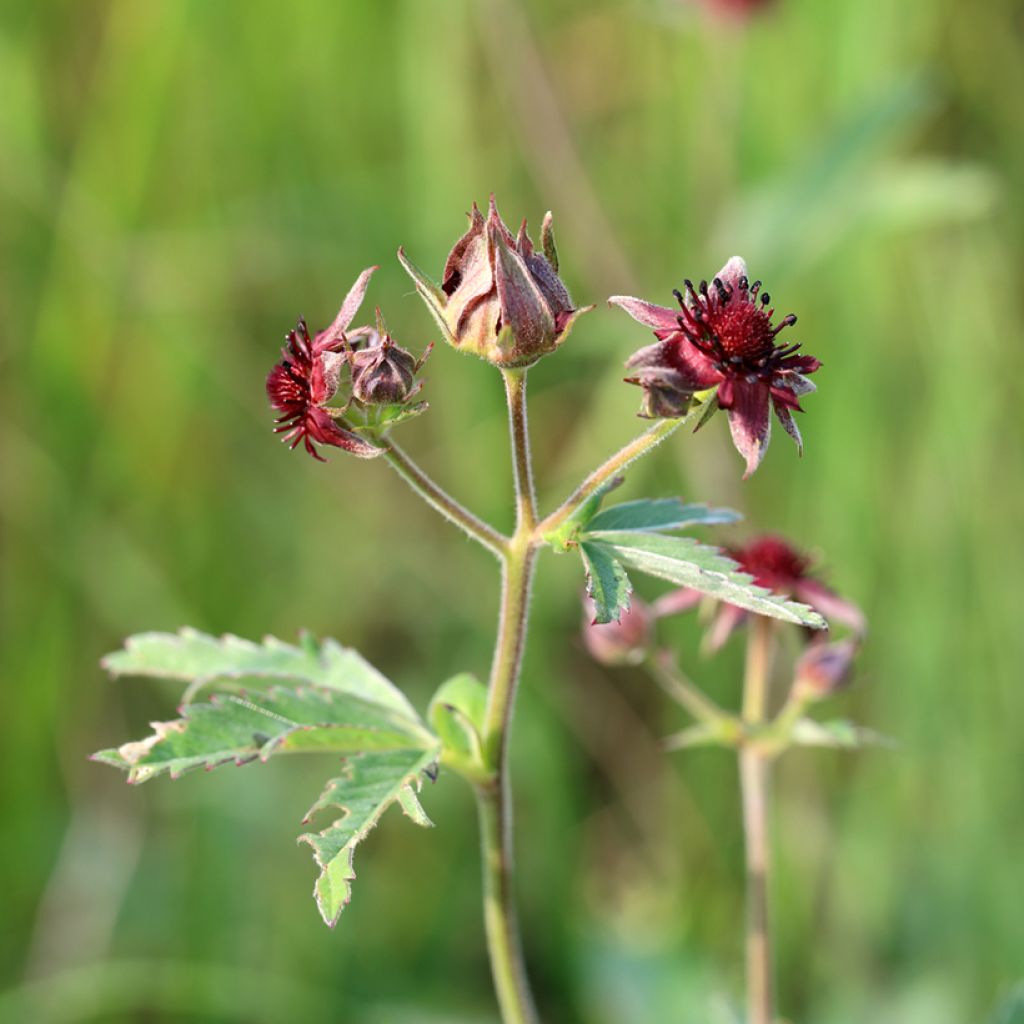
(94, 197, 835, 1024)
(584, 533, 874, 1024)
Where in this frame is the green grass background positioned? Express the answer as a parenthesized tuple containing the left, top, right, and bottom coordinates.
(2, 0, 1022, 1021)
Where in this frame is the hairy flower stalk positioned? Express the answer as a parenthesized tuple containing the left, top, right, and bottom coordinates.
(741, 616, 776, 1024)
(611, 257, 821, 477)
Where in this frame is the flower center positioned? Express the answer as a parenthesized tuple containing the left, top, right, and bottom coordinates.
(672, 276, 798, 374)
(710, 302, 776, 360)
(734, 536, 811, 591)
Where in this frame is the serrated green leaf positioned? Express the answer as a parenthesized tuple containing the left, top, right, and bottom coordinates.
(587, 498, 740, 534)
(299, 747, 438, 926)
(583, 533, 826, 629)
(102, 629, 417, 717)
(428, 673, 490, 779)
(580, 540, 633, 624)
(92, 685, 435, 783)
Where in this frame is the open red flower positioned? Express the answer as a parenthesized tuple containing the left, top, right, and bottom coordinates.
(610, 257, 820, 478)
(694, 535, 865, 651)
(266, 267, 382, 461)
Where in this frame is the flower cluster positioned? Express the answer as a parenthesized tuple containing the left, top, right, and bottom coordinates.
(611, 257, 820, 477)
(583, 534, 865, 696)
(266, 269, 428, 461)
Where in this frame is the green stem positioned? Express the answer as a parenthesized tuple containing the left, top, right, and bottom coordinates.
(646, 651, 736, 729)
(740, 617, 777, 1024)
(379, 440, 507, 558)
(537, 418, 682, 537)
(502, 368, 538, 531)
(475, 368, 540, 1024)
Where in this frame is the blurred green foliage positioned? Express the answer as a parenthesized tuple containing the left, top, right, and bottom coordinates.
(1, 0, 1022, 1021)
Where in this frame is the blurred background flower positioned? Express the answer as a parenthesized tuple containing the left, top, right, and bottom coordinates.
(1, 0, 1021, 1022)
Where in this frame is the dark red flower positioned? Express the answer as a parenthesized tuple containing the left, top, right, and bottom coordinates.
(610, 257, 820, 478)
(266, 268, 383, 461)
(698, 535, 865, 651)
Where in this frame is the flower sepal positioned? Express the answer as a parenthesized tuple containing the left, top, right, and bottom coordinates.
(346, 400, 430, 441)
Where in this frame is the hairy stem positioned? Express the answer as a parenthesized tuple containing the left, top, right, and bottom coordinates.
(537, 418, 682, 537)
(475, 368, 540, 1024)
(741, 617, 777, 1024)
(502, 368, 538, 531)
(646, 651, 735, 728)
(380, 440, 507, 558)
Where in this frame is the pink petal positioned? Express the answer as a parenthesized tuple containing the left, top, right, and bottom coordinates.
(306, 407, 383, 460)
(317, 267, 378, 350)
(609, 295, 683, 333)
(725, 379, 772, 479)
(651, 588, 703, 618)
(713, 256, 748, 292)
(795, 579, 866, 635)
(704, 602, 748, 653)
(667, 337, 724, 391)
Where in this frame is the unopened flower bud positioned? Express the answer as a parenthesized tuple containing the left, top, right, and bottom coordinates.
(349, 317, 430, 406)
(399, 195, 592, 368)
(581, 596, 653, 667)
(791, 639, 859, 701)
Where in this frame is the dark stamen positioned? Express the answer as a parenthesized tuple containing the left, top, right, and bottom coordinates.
(760, 293, 771, 306)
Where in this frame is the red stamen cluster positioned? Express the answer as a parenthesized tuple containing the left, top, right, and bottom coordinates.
(729, 535, 813, 594)
(266, 319, 357, 461)
(670, 275, 808, 412)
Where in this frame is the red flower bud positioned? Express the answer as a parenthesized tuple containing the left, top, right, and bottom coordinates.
(348, 316, 432, 406)
(791, 638, 860, 701)
(399, 196, 593, 368)
(581, 595, 653, 667)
